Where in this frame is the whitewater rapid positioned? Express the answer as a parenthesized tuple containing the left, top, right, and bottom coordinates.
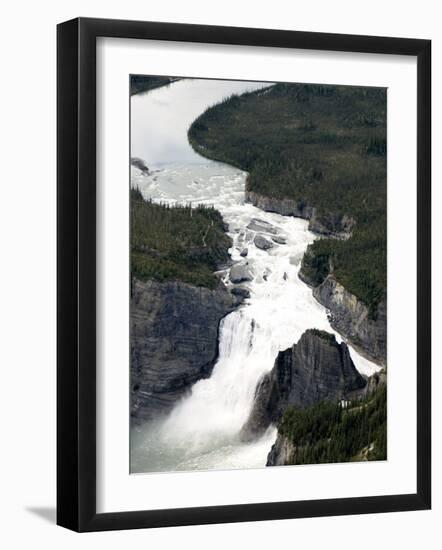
(130, 79, 380, 473)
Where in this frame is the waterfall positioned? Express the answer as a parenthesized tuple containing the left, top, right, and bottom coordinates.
(162, 309, 277, 452)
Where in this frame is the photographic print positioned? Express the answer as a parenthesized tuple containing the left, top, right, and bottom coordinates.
(129, 76, 387, 474)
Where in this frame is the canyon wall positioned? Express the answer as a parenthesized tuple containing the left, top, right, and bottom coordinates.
(130, 279, 239, 422)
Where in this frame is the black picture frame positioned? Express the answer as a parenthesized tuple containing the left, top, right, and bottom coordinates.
(57, 17, 431, 532)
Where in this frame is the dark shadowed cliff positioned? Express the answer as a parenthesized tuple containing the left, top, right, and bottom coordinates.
(240, 329, 366, 441)
(130, 279, 238, 422)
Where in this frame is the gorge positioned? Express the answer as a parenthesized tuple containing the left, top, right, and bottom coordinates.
(130, 78, 386, 473)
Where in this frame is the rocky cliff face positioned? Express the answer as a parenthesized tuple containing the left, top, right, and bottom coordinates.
(130, 278, 237, 422)
(355, 367, 386, 399)
(245, 190, 355, 239)
(266, 435, 297, 466)
(245, 190, 314, 219)
(312, 276, 386, 366)
(240, 329, 366, 441)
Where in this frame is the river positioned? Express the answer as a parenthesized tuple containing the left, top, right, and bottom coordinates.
(130, 78, 380, 474)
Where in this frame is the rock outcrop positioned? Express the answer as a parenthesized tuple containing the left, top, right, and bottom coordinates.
(240, 329, 366, 441)
(271, 235, 286, 245)
(312, 276, 386, 366)
(230, 263, 253, 283)
(245, 190, 354, 240)
(254, 235, 274, 250)
(309, 211, 355, 239)
(246, 190, 314, 220)
(355, 367, 386, 399)
(266, 434, 297, 466)
(130, 278, 237, 422)
(247, 218, 278, 235)
(230, 286, 251, 300)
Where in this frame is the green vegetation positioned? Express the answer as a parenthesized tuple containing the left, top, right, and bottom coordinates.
(307, 328, 337, 345)
(188, 83, 386, 315)
(130, 75, 178, 95)
(279, 384, 387, 464)
(303, 232, 385, 319)
(131, 187, 231, 288)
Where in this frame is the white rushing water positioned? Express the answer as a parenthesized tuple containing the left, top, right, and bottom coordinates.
(130, 78, 380, 473)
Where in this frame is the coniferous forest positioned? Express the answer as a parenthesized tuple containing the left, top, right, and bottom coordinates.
(279, 384, 387, 464)
(131, 187, 231, 288)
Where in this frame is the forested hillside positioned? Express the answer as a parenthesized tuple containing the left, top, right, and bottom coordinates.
(279, 383, 387, 464)
(131, 188, 231, 288)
